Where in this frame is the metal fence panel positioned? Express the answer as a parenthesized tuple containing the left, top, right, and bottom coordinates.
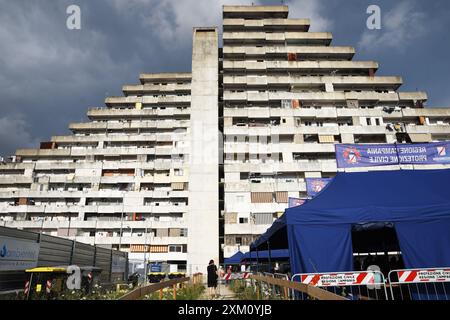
(292, 271, 389, 300)
(0, 227, 128, 291)
(0, 227, 39, 242)
(72, 242, 95, 267)
(388, 268, 450, 300)
(37, 234, 73, 267)
(95, 246, 112, 282)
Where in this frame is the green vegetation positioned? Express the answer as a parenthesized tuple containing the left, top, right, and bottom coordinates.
(2, 284, 133, 300)
(229, 280, 259, 300)
(142, 283, 205, 300)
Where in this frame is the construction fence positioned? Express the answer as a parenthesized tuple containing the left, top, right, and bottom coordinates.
(0, 226, 128, 292)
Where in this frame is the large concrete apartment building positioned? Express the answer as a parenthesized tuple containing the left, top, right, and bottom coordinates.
(1, 5, 450, 274)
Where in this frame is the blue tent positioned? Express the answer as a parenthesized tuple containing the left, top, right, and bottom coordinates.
(241, 249, 289, 262)
(224, 251, 244, 265)
(251, 169, 450, 275)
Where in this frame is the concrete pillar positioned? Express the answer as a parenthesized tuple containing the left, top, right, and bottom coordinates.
(187, 28, 219, 275)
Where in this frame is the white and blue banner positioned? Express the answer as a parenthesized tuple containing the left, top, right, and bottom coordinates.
(0, 236, 40, 271)
(335, 142, 450, 168)
(306, 178, 332, 197)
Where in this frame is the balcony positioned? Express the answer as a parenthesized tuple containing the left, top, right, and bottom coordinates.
(223, 18, 310, 32)
(222, 31, 332, 45)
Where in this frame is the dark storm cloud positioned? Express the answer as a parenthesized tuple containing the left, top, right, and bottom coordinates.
(0, 0, 449, 156)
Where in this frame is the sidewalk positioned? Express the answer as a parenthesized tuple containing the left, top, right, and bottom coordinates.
(198, 283, 236, 300)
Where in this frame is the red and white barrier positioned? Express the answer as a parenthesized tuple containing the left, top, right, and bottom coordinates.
(299, 272, 377, 287)
(397, 269, 450, 284)
(223, 272, 250, 280)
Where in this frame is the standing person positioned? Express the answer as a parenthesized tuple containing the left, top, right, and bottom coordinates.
(207, 259, 218, 299)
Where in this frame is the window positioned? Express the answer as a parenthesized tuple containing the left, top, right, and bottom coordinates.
(169, 245, 183, 252)
(375, 118, 381, 126)
(366, 118, 372, 126)
(236, 237, 242, 245)
(174, 169, 183, 176)
(239, 217, 248, 224)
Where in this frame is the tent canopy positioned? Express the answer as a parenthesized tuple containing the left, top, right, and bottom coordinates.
(251, 169, 450, 274)
(250, 214, 287, 251)
(241, 249, 289, 262)
(224, 251, 244, 265)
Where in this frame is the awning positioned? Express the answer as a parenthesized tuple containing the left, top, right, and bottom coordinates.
(171, 182, 185, 190)
(251, 192, 273, 203)
(274, 191, 288, 203)
(319, 135, 335, 143)
(130, 244, 147, 253)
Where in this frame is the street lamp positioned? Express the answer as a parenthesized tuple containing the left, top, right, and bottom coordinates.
(40, 203, 47, 234)
(143, 221, 149, 285)
(118, 193, 125, 251)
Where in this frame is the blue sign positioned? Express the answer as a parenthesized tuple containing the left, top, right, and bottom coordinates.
(0, 237, 40, 271)
(306, 178, 332, 197)
(150, 264, 162, 272)
(335, 142, 450, 168)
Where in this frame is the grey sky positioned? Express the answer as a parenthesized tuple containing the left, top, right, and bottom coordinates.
(1, 0, 450, 156)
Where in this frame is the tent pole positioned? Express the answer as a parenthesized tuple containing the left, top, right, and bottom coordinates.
(268, 241, 272, 273)
(256, 248, 259, 273)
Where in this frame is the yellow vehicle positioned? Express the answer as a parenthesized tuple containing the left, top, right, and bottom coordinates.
(147, 271, 186, 283)
(24, 266, 102, 300)
(167, 272, 186, 280)
(147, 272, 166, 283)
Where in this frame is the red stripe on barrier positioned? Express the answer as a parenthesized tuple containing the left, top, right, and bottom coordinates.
(310, 274, 321, 286)
(356, 272, 367, 284)
(405, 271, 417, 282)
